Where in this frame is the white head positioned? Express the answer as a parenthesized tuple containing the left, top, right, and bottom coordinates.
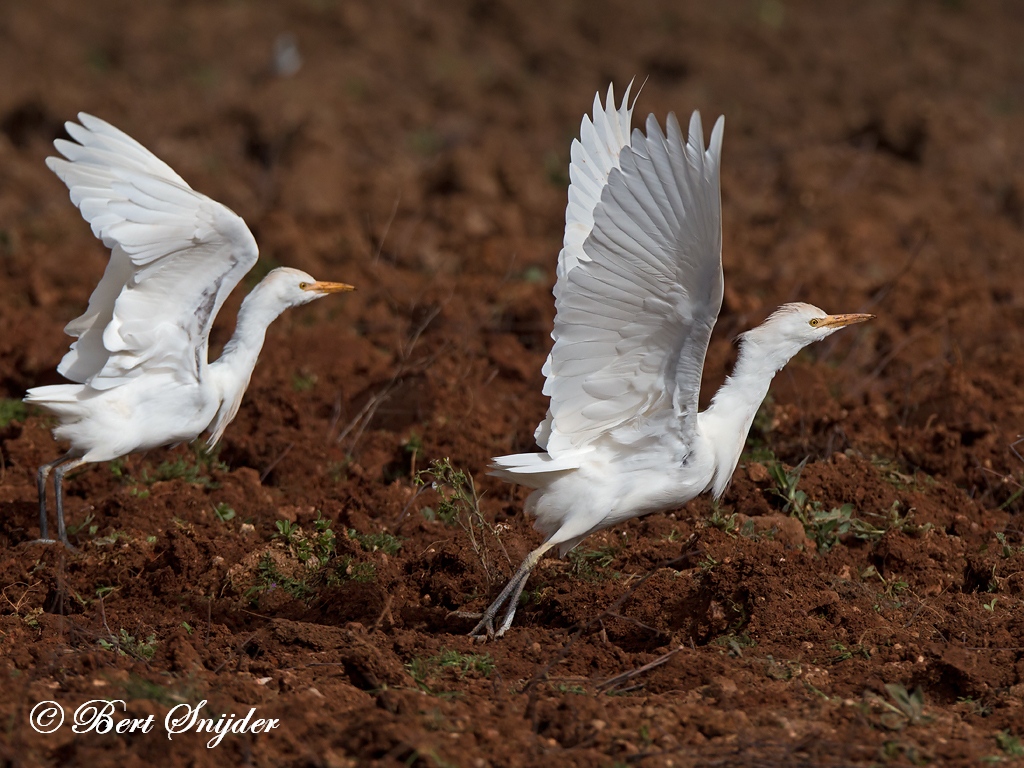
(260, 267, 355, 309)
(740, 302, 872, 370)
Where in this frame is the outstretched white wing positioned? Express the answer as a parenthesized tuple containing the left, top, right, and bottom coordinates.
(537, 96, 725, 456)
(47, 113, 259, 390)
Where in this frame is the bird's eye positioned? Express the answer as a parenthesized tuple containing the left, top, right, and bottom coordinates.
(809, 318, 820, 327)
(299, 282, 309, 290)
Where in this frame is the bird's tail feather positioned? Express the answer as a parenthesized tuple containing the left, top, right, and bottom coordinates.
(24, 385, 89, 424)
(488, 451, 585, 489)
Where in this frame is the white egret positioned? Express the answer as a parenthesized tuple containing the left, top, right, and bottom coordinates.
(26, 114, 354, 547)
(472, 85, 872, 638)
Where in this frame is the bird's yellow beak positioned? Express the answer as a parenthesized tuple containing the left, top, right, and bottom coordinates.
(817, 313, 874, 328)
(303, 281, 356, 295)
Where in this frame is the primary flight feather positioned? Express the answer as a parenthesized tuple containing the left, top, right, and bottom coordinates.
(27, 114, 354, 547)
(472, 85, 871, 638)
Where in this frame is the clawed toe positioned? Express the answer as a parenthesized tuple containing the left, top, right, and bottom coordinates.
(470, 615, 495, 640)
(448, 610, 484, 620)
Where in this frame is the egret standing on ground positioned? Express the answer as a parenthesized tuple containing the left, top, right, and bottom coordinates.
(472, 85, 872, 638)
(27, 114, 354, 547)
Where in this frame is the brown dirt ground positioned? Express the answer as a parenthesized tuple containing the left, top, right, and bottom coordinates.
(2, 0, 1024, 765)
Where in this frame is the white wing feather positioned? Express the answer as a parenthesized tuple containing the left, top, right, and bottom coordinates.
(557, 82, 635, 280)
(534, 84, 635, 448)
(48, 113, 259, 389)
(538, 103, 725, 456)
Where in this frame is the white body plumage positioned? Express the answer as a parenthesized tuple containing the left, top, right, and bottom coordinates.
(26, 114, 353, 545)
(474, 86, 871, 637)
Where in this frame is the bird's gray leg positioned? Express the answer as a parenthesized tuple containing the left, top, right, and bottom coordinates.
(470, 541, 556, 639)
(53, 457, 86, 549)
(36, 456, 71, 543)
(495, 567, 535, 638)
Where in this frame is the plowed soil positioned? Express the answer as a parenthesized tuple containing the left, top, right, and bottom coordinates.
(2, 1, 1024, 765)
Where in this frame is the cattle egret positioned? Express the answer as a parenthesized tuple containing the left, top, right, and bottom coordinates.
(472, 85, 871, 637)
(27, 114, 354, 546)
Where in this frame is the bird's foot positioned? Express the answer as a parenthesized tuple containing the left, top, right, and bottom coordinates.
(468, 601, 505, 639)
(469, 602, 518, 641)
(469, 614, 496, 641)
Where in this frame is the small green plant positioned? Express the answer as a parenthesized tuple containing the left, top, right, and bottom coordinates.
(407, 648, 495, 695)
(416, 458, 509, 582)
(274, 519, 298, 543)
(520, 265, 546, 284)
(213, 503, 236, 522)
(347, 528, 402, 556)
(871, 455, 936, 492)
(249, 515, 339, 602)
(330, 557, 377, 584)
(884, 684, 930, 726)
(995, 531, 1024, 558)
(699, 554, 720, 571)
(146, 457, 210, 486)
(983, 597, 999, 612)
(142, 443, 226, 488)
(830, 643, 871, 664)
(880, 741, 928, 765)
(280, 514, 337, 567)
(805, 504, 867, 552)
(108, 460, 151, 497)
(250, 553, 313, 600)
(768, 460, 884, 553)
(770, 458, 811, 512)
(957, 696, 992, 717)
(765, 655, 801, 681)
(883, 579, 909, 600)
(554, 683, 587, 694)
(417, 459, 477, 526)
(0, 398, 27, 428)
(327, 457, 353, 483)
(996, 731, 1024, 757)
(65, 513, 96, 539)
(93, 530, 129, 547)
(714, 632, 756, 657)
(708, 502, 739, 535)
(291, 371, 317, 392)
(861, 565, 910, 609)
(98, 629, 157, 660)
(568, 546, 618, 581)
(403, 432, 424, 475)
(638, 724, 652, 747)
(434, 649, 495, 677)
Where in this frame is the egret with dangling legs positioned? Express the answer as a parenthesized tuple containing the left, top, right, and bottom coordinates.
(27, 114, 354, 547)
(471, 85, 872, 638)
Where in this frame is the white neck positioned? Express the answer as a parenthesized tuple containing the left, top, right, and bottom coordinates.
(206, 278, 292, 443)
(698, 334, 797, 499)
